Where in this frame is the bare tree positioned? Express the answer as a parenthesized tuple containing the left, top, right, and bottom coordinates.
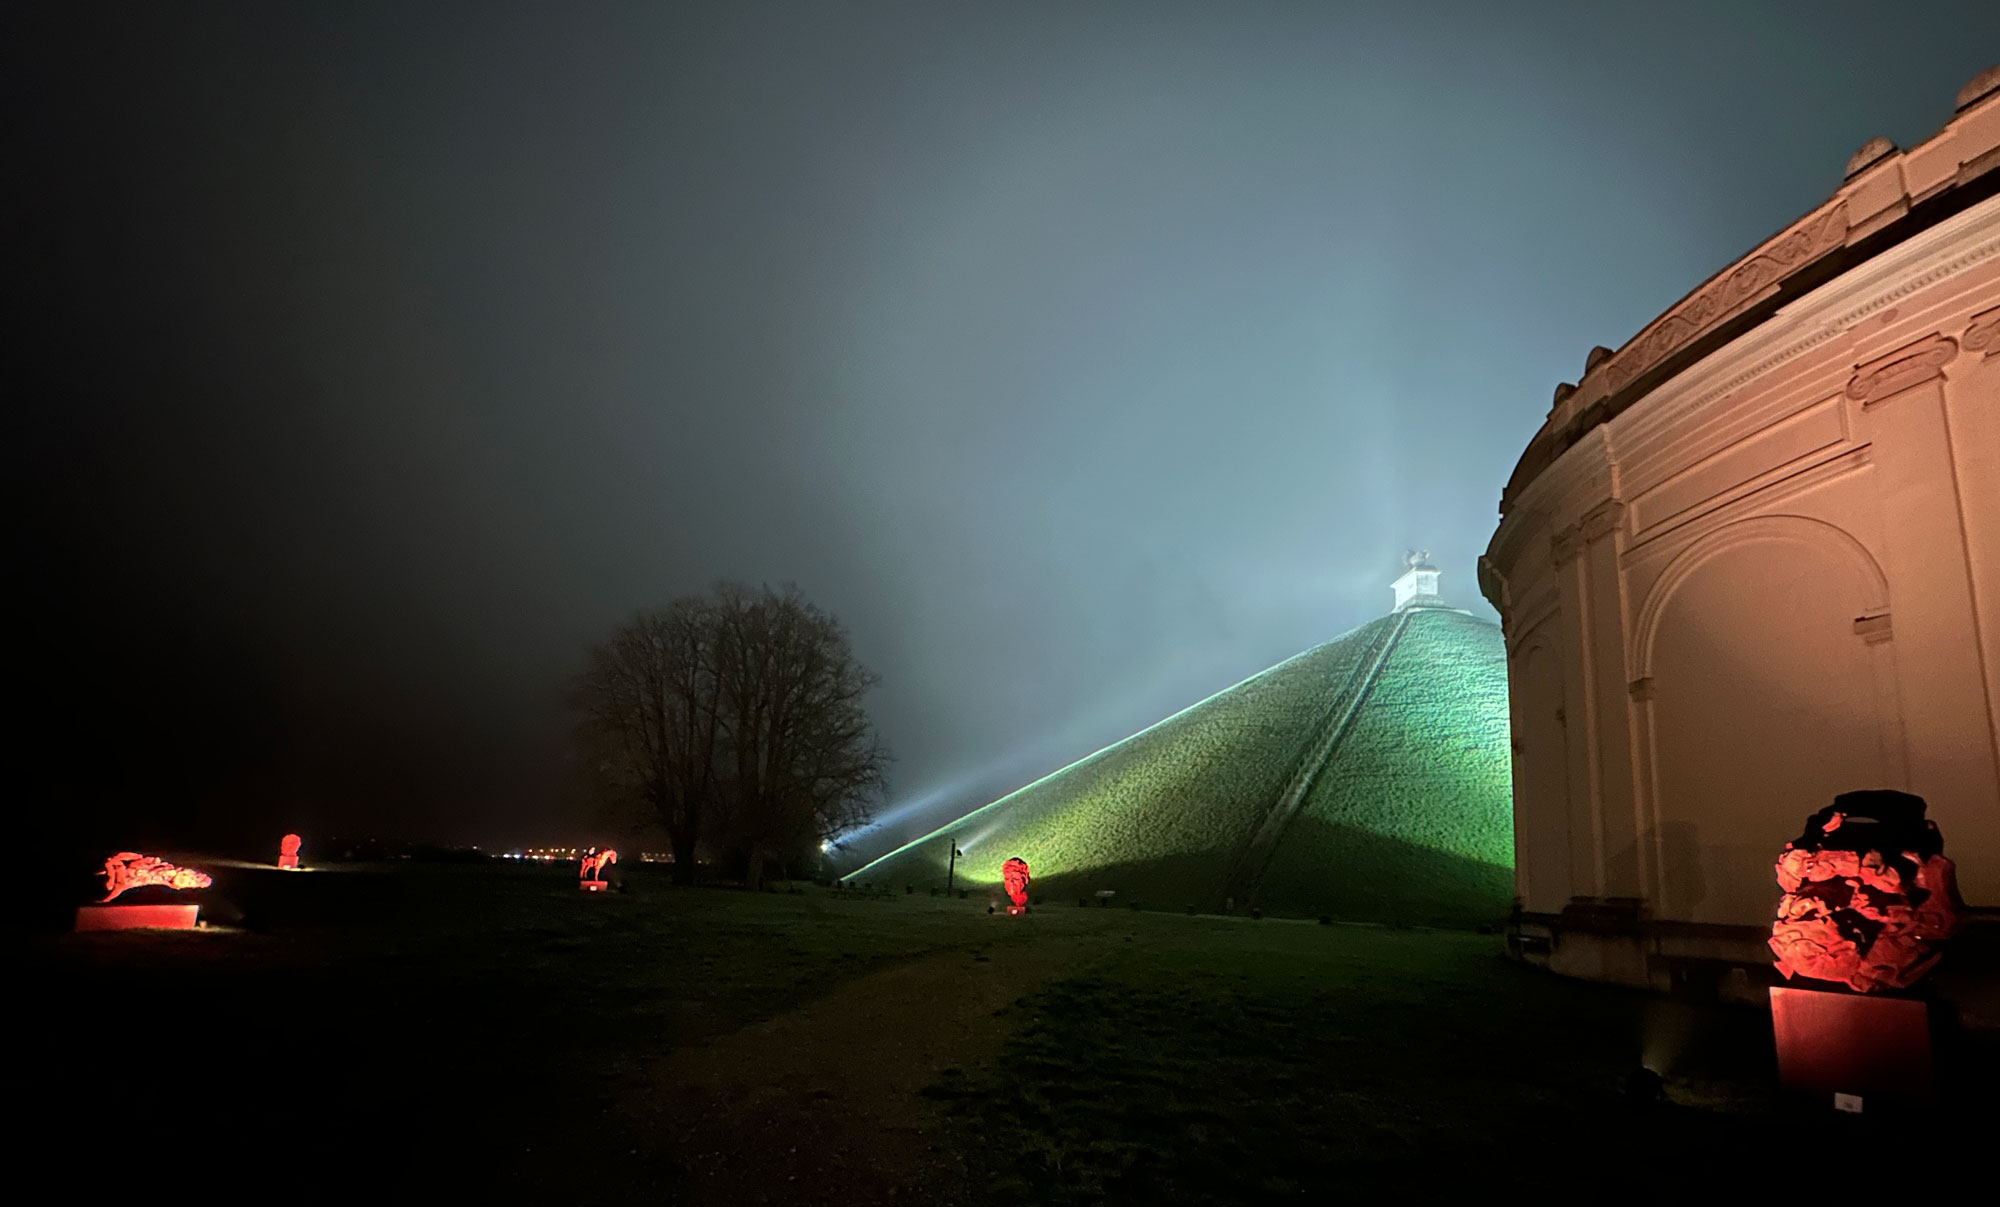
(713, 584, 886, 887)
(569, 596, 725, 884)
(570, 584, 884, 886)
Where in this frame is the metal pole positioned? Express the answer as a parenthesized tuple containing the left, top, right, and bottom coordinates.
(946, 836, 960, 896)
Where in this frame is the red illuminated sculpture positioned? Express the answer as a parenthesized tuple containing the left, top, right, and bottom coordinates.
(278, 833, 302, 870)
(1002, 857, 1031, 915)
(99, 852, 213, 903)
(1769, 791, 1963, 993)
(580, 847, 617, 891)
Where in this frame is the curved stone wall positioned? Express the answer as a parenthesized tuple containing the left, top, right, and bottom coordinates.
(1481, 69, 2000, 987)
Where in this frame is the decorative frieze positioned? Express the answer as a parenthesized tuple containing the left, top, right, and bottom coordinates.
(1846, 333, 1959, 406)
(1600, 202, 1850, 396)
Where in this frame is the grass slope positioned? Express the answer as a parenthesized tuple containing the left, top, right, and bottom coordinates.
(851, 618, 1397, 903)
(854, 608, 1514, 923)
(1257, 608, 1514, 922)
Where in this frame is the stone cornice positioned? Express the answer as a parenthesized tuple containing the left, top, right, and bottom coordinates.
(1617, 199, 1999, 449)
(1597, 201, 1850, 400)
(1499, 84, 2000, 517)
(1494, 193, 2000, 558)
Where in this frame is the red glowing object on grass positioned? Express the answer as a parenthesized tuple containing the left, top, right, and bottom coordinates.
(1002, 857, 1030, 909)
(1769, 791, 1963, 993)
(99, 853, 212, 903)
(580, 847, 617, 891)
(278, 833, 302, 870)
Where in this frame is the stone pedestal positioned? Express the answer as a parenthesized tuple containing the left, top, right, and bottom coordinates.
(580, 880, 608, 892)
(1770, 986, 1933, 1101)
(74, 904, 200, 931)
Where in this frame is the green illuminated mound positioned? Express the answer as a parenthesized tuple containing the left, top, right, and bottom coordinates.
(1257, 609, 1515, 923)
(850, 608, 1513, 925)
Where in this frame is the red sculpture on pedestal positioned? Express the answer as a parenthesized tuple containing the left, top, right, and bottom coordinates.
(1769, 790, 1963, 993)
(99, 853, 213, 903)
(1002, 857, 1031, 914)
(278, 833, 302, 870)
(580, 847, 617, 890)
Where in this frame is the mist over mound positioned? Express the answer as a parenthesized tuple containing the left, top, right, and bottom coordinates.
(846, 606, 1513, 925)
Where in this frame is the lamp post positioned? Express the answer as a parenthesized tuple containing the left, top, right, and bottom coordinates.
(946, 837, 963, 896)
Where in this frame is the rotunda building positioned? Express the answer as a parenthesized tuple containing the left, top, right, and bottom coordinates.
(1481, 68, 2000, 989)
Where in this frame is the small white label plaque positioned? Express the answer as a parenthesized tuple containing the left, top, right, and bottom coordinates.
(1833, 1092, 1863, 1114)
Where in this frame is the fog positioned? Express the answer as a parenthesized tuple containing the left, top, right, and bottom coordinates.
(14, 1, 1995, 856)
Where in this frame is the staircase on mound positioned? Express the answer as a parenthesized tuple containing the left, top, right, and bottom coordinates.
(1218, 608, 1415, 910)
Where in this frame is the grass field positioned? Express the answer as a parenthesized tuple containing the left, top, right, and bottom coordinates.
(25, 867, 1996, 1204)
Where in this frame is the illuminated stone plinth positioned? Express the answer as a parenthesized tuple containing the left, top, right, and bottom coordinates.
(1771, 986, 1932, 1100)
(75, 904, 200, 931)
(580, 880, 608, 893)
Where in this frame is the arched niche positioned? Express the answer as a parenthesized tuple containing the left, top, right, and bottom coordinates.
(1631, 515, 1900, 925)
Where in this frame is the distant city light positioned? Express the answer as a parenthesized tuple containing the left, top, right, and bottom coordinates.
(494, 846, 674, 863)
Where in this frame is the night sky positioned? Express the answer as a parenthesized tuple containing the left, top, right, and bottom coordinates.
(13, 2, 1997, 858)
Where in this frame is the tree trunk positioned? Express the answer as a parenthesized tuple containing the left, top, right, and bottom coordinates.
(671, 828, 698, 885)
(744, 839, 765, 891)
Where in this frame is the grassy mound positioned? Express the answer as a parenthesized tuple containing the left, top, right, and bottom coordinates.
(1258, 609, 1513, 922)
(850, 609, 1513, 924)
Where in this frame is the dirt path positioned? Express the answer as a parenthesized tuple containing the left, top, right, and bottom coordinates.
(627, 931, 1114, 1205)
